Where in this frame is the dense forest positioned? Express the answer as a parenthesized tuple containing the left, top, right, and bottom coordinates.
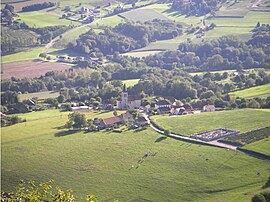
(172, 0, 225, 16)
(68, 19, 183, 55)
(144, 31, 270, 71)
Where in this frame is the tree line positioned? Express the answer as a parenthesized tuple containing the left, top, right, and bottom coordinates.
(22, 2, 55, 12)
(68, 19, 183, 55)
(144, 33, 270, 72)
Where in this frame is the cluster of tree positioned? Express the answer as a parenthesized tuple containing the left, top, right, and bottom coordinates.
(172, 0, 225, 16)
(1, 179, 111, 202)
(32, 25, 71, 43)
(68, 19, 183, 55)
(22, 2, 55, 12)
(1, 22, 71, 54)
(1, 27, 38, 55)
(1, 115, 26, 127)
(1, 4, 16, 24)
(144, 35, 270, 71)
(249, 23, 270, 49)
(252, 191, 270, 202)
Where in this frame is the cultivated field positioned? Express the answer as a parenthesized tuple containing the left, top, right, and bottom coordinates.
(18, 11, 79, 28)
(2, 109, 270, 201)
(91, 15, 124, 28)
(19, 91, 59, 101)
(119, 8, 169, 22)
(229, 83, 270, 98)
(1, 60, 73, 79)
(151, 109, 270, 136)
(244, 137, 270, 156)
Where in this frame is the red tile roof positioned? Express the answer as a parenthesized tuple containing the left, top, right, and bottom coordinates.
(103, 116, 122, 126)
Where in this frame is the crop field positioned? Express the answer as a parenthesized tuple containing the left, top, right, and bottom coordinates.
(19, 91, 59, 101)
(1, 60, 73, 79)
(19, 11, 80, 28)
(122, 79, 140, 87)
(120, 8, 169, 22)
(146, 4, 202, 26)
(229, 83, 270, 98)
(2, 109, 270, 201)
(244, 137, 270, 156)
(151, 109, 270, 136)
(91, 15, 124, 28)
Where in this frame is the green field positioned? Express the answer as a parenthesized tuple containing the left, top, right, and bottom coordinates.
(122, 79, 140, 87)
(53, 25, 92, 49)
(151, 109, 270, 136)
(229, 83, 270, 98)
(2, 109, 270, 201)
(19, 91, 59, 101)
(120, 8, 169, 22)
(91, 15, 124, 28)
(19, 11, 80, 28)
(244, 137, 270, 156)
(1, 47, 45, 63)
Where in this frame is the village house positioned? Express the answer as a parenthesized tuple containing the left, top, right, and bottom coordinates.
(23, 99, 36, 109)
(117, 85, 141, 110)
(202, 104, 215, 112)
(170, 106, 187, 115)
(119, 112, 133, 122)
(100, 116, 123, 128)
(155, 99, 171, 109)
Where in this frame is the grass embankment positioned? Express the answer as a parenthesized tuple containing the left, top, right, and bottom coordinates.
(244, 137, 270, 156)
(19, 91, 59, 101)
(2, 110, 270, 201)
(151, 109, 270, 136)
(229, 83, 270, 98)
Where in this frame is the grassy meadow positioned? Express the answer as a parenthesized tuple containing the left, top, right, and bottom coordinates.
(19, 11, 80, 28)
(244, 137, 270, 156)
(1, 47, 48, 63)
(19, 91, 59, 101)
(151, 109, 270, 136)
(229, 83, 270, 98)
(2, 109, 270, 201)
(122, 79, 140, 87)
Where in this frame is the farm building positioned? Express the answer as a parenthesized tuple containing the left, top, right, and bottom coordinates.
(100, 116, 123, 128)
(155, 99, 171, 109)
(202, 104, 215, 112)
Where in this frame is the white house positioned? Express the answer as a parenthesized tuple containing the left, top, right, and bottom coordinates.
(155, 99, 171, 109)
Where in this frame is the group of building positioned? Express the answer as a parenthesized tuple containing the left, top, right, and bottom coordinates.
(115, 85, 216, 115)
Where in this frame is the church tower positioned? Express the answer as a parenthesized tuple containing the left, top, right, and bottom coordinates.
(121, 84, 128, 109)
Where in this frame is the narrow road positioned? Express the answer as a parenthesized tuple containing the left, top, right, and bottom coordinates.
(142, 114, 270, 161)
(44, 18, 101, 53)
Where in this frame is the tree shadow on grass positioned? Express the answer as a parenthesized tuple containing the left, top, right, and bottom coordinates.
(54, 130, 79, 137)
(155, 136, 167, 143)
